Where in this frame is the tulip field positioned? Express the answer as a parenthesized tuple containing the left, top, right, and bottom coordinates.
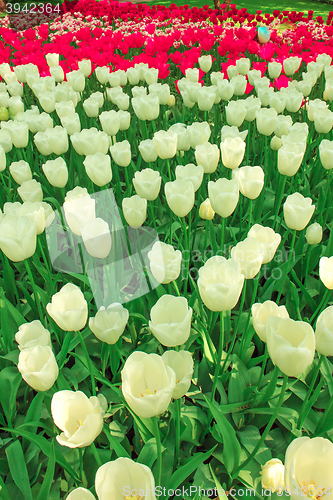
(2, 1, 333, 498)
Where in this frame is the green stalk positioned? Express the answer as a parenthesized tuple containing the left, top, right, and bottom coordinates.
(273, 175, 287, 230)
(174, 398, 181, 468)
(309, 288, 331, 324)
(211, 312, 225, 401)
(24, 258, 45, 325)
(276, 229, 297, 303)
(90, 441, 102, 467)
(297, 355, 324, 430)
(152, 416, 162, 486)
(232, 372, 288, 479)
(77, 330, 96, 396)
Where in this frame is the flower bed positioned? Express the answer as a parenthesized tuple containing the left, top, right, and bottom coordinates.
(1, 4, 333, 500)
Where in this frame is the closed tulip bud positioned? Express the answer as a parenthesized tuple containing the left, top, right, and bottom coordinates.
(0, 215, 37, 261)
(51, 390, 104, 448)
(8, 95, 24, 116)
(277, 144, 304, 176)
(252, 301, 289, 342)
(198, 256, 244, 311)
(67, 70, 85, 92)
(144, 68, 158, 85)
(149, 295, 192, 347)
(9, 160, 32, 185)
(83, 97, 100, 118)
(18, 179, 43, 203)
(168, 95, 176, 106)
(109, 140, 131, 167)
(274, 115, 293, 138)
(284, 90, 303, 113)
(117, 110, 130, 131)
(7, 121, 29, 148)
(81, 218, 111, 259)
(260, 459, 285, 492)
(153, 130, 177, 159)
(42, 157, 68, 188)
(247, 69, 261, 86)
(55, 100, 76, 118)
(61, 113, 81, 135)
(162, 350, 193, 398)
(234, 57, 250, 75)
(15, 320, 51, 350)
(281, 131, 307, 152)
(220, 136, 245, 169)
(187, 121, 211, 149)
(67, 488, 95, 500)
(34, 126, 68, 156)
(284, 192, 315, 231)
(16, 201, 45, 235)
(149, 83, 170, 105)
(89, 303, 129, 344)
(305, 223, 322, 245)
(180, 88, 196, 108)
(195, 142, 220, 174)
(71, 128, 109, 156)
(319, 139, 333, 169)
(199, 198, 215, 220)
(210, 71, 225, 86)
(185, 67, 199, 82)
(197, 86, 216, 111)
(63, 186, 96, 236)
(217, 79, 234, 101)
(244, 95, 261, 122)
(198, 55, 213, 73)
(230, 75, 247, 96)
(133, 168, 161, 200)
(83, 152, 112, 187)
(221, 125, 248, 142)
(7, 81, 23, 97)
(271, 136, 282, 151)
(168, 123, 190, 151)
(0, 129, 11, 154)
(208, 178, 239, 218)
(138, 139, 158, 163)
(122, 195, 147, 229)
(256, 108, 278, 136)
(226, 64, 238, 79)
(232, 166, 264, 200)
(108, 72, 121, 87)
(96, 458, 156, 500)
(231, 237, 264, 279)
(248, 224, 281, 264)
(148, 241, 182, 284)
(126, 67, 140, 85)
(266, 317, 315, 377)
(314, 108, 333, 134)
(77, 60, 90, 78)
(319, 256, 333, 289)
(268, 61, 282, 79)
(55, 83, 70, 102)
(269, 92, 286, 114)
(50, 66, 64, 83)
(46, 53, 59, 67)
(165, 179, 195, 217)
(47, 283, 88, 331)
(258, 87, 274, 107)
(132, 94, 159, 121)
(283, 56, 302, 76)
(18, 345, 59, 391)
(297, 81, 312, 97)
(39, 91, 56, 113)
(175, 163, 204, 192)
(121, 351, 176, 418)
(0, 106, 9, 121)
(99, 110, 120, 136)
(27, 112, 53, 134)
(95, 66, 109, 84)
(315, 306, 333, 355)
(225, 100, 246, 128)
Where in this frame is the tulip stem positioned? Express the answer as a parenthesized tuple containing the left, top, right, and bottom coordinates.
(174, 397, 181, 468)
(90, 442, 102, 467)
(23, 258, 45, 326)
(273, 175, 287, 230)
(276, 229, 297, 304)
(297, 354, 324, 430)
(220, 216, 226, 254)
(77, 330, 96, 396)
(152, 416, 162, 486)
(211, 312, 224, 401)
(309, 288, 331, 324)
(232, 372, 288, 479)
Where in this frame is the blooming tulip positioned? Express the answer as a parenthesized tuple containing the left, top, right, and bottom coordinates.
(46, 283, 88, 331)
(89, 303, 129, 344)
(162, 350, 194, 399)
(99, 110, 120, 137)
(260, 459, 285, 492)
(71, 128, 109, 156)
(248, 224, 281, 264)
(284, 90, 303, 113)
(149, 295, 192, 347)
(277, 144, 304, 176)
(17, 179, 43, 203)
(63, 186, 96, 236)
(252, 301, 289, 342)
(9, 160, 32, 185)
(187, 121, 211, 149)
(274, 115, 293, 138)
(225, 100, 247, 128)
(15, 320, 51, 350)
(175, 163, 204, 192)
(283, 56, 302, 76)
(220, 136, 245, 169)
(198, 55, 213, 73)
(283, 193, 315, 231)
(95, 458, 156, 500)
(83, 153, 112, 187)
(256, 108, 278, 136)
(284, 437, 333, 500)
(149, 83, 170, 105)
(305, 223, 322, 245)
(42, 157, 68, 188)
(230, 75, 247, 96)
(153, 130, 177, 159)
(319, 256, 333, 289)
(121, 351, 176, 418)
(217, 79, 234, 101)
(208, 178, 239, 218)
(147, 241, 182, 284)
(122, 195, 147, 228)
(265, 317, 315, 377)
(195, 142, 220, 174)
(319, 139, 333, 169)
(67, 488, 95, 500)
(109, 140, 131, 167)
(18, 345, 59, 391)
(268, 61, 282, 79)
(244, 96, 261, 122)
(165, 180, 195, 217)
(198, 256, 244, 311)
(168, 123, 190, 151)
(81, 218, 111, 259)
(144, 68, 159, 85)
(15, 202, 45, 235)
(133, 168, 161, 200)
(138, 139, 158, 163)
(269, 92, 286, 114)
(314, 109, 333, 134)
(51, 390, 105, 448)
(220, 125, 248, 142)
(0, 215, 36, 262)
(232, 166, 264, 199)
(231, 237, 264, 279)
(95, 66, 109, 84)
(67, 70, 85, 92)
(132, 94, 159, 121)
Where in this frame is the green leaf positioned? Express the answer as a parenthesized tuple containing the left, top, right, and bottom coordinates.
(204, 396, 241, 477)
(6, 440, 33, 500)
(137, 438, 166, 469)
(168, 446, 217, 490)
(37, 440, 55, 500)
(103, 424, 131, 458)
(0, 367, 22, 425)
